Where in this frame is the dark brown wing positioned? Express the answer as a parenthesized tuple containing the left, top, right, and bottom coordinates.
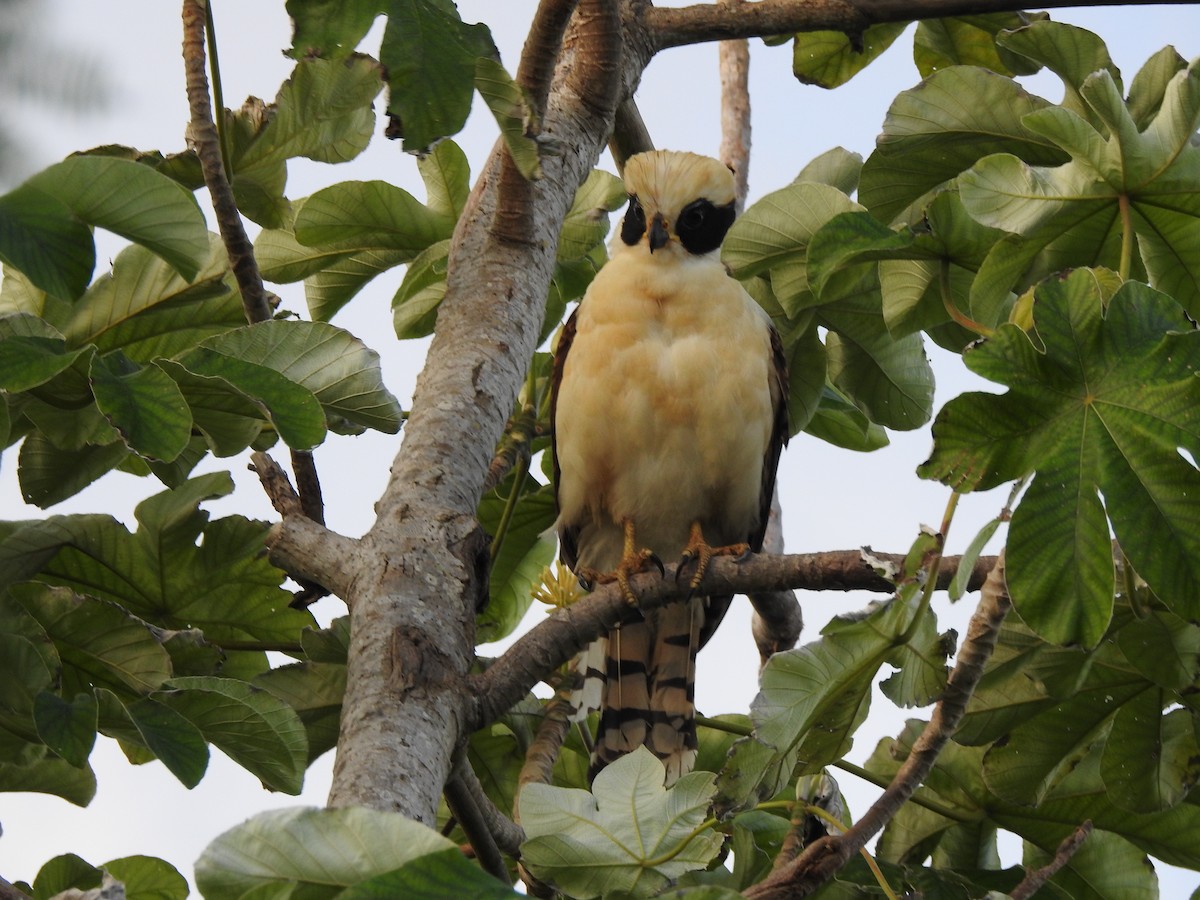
(750, 322, 790, 553)
(550, 306, 581, 571)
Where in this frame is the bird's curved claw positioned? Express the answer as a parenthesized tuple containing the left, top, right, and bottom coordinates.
(647, 552, 666, 579)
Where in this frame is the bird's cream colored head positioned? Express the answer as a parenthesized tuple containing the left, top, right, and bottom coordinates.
(619, 150, 737, 257)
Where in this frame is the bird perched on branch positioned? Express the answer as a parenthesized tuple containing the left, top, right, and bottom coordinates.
(551, 149, 788, 783)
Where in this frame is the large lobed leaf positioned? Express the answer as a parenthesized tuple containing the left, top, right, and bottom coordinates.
(520, 748, 724, 899)
(920, 272, 1200, 646)
(0, 473, 313, 645)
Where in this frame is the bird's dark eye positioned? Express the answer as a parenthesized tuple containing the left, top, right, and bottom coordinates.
(620, 195, 647, 246)
(676, 198, 736, 255)
(679, 205, 706, 231)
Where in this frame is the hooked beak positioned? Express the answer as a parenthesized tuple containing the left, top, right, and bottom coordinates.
(648, 213, 669, 253)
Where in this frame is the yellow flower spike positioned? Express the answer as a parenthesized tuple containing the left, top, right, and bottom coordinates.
(531, 560, 584, 611)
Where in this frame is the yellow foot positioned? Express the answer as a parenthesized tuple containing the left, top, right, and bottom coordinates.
(677, 521, 750, 593)
(577, 519, 664, 605)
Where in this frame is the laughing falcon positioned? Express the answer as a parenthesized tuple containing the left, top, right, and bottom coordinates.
(551, 149, 789, 783)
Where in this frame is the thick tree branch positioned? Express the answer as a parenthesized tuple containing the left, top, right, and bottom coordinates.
(329, 0, 640, 824)
(643, 0, 1200, 50)
(470, 549, 996, 730)
(746, 551, 1010, 898)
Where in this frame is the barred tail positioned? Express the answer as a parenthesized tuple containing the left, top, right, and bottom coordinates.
(588, 598, 703, 784)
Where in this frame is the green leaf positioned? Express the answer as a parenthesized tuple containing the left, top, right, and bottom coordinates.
(724, 181, 860, 317)
(793, 147, 863, 194)
(295, 179, 454, 253)
(859, 66, 1066, 223)
(804, 386, 889, 451)
(920, 274, 1200, 645)
(16, 434, 129, 507)
(89, 351, 192, 462)
(948, 515, 1002, 600)
(196, 320, 403, 434)
(520, 747, 724, 898)
(477, 478, 557, 644)
(0, 476, 313, 645)
(101, 855, 190, 900)
(33, 853, 103, 900)
(225, 88, 372, 220)
(416, 139, 471, 221)
(115, 694, 210, 789)
(306, 247, 413, 322)
(1101, 689, 1200, 813)
(14, 583, 173, 696)
(174, 348, 327, 450)
(0, 182, 94, 300)
(0, 330, 90, 392)
(380, 0, 497, 153)
(820, 294, 934, 431)
(63, 234, 243, 362)
(475, 56, 541, 180)
(790, 23, 908, 89)
(982, 664, 1142, 806)
(392, 240, 449, 340)
(997, 20, 1120, 122)
(0, 752, 96, 805)
(913, 14, 1044, 78)
(287, 0, 379, 59)
(962, 59, 1200, 315)
(33, 690, 96, 768)
(236, 56, 383, 219)
(154, 359, 268, 457)
(254, 662, 346, 765)
(301, 616, 350, 664)
(1127, 45, 1188, 129)
(27, 156, 209, 281)
(782, 323, 826, 436)
(559, 169, 627, 261)
(338, 847, 522, 899)
(157, 676, 307, 795)
(195, 806, 455, 900)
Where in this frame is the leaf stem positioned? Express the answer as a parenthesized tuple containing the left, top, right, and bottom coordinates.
(832, 759, 971, 822)
(203, 2, 232, 181)
(1118, 193, 1134, 281)
(696, 714, 753, 736)
(490, 448, 531, 564)
(939, 259, 994, 338)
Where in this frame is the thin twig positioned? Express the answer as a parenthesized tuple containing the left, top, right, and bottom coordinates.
(609, 96, 655, 169)
(717, 0, 751, 211)
(444, 763, 515, 883)
(181, 0, 271, 324)
(518, 692, 576, 799)
(1010, 821, 1093, 900)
